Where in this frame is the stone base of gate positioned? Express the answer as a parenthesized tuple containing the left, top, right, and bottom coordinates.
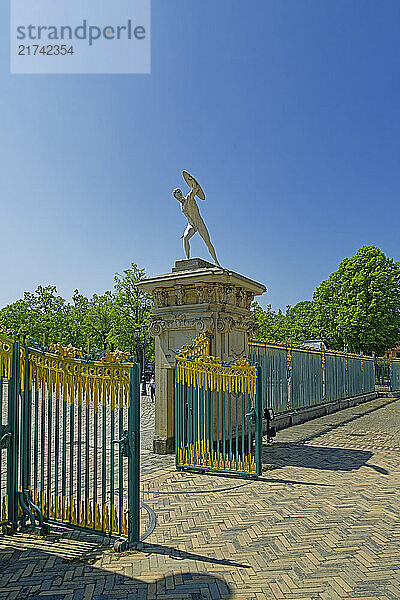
(138, 258, 266, 454)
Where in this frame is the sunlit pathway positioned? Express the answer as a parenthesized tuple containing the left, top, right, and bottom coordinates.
(1, 394, 399, 600)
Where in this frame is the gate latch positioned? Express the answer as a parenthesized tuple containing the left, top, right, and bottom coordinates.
(0, 425, 11, 449)
(112, 431, 130, 457)
(245, 407, 256, 423)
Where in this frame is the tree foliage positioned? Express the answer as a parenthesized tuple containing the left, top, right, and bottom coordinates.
(287, 301, 320, 343)
(313, 246, 400, 355)
(0, 285, 71, 346)
(113, 264, 153, 354)
(252, 300, 320, 344)
(0, 263, 154, 359)
(252, 303, 289, 342)
(252, 246, 400, 355)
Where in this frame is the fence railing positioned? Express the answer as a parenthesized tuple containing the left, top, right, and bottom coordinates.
(0, 331, 140, 547)
(390, 359, 400, 391)
(249, 340, 375, 414)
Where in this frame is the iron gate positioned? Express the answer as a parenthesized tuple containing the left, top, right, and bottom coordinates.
(175, 333, 262, 478)
(0, 331, 140, 548)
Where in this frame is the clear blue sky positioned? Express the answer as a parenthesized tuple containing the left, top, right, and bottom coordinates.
(1, 0, 399, 311)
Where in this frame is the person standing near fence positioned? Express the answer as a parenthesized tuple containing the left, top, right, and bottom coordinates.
(149, 375, 155, 402)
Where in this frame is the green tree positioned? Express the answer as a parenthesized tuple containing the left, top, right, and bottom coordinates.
(288, 301, 320, 344)
(83, 291, 118, 351)
(0, 263, 154, 357)
(252, 302, 289, 342)
(313, 246, 400, 355)
(0, 285, 70, 345)
(113, 263, 153, 359)
(67, 291, 91, 349)
(0, 264, 153, 358)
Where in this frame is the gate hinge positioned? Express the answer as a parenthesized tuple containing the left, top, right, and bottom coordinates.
(0, 425, 11, 449)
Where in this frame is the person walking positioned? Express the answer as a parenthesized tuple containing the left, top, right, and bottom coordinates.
(149, 375, 155, 402)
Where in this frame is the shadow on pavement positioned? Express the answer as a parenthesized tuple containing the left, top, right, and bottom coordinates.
(296, 396, 399, 446)
(262, 442, 373, 472)
(0, 541, 233, 600)
(138, 542, 250, 568)
(257, 474, 334, 486)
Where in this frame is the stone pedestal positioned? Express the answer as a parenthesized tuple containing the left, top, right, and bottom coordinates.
(138, 258, 266, 454)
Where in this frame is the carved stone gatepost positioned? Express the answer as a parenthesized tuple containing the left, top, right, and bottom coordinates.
(138, 258, 266, 454)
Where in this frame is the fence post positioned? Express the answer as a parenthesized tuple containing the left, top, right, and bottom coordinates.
(255, 366, 263, 477)
(21, 346, 31, 492)
(128, 364, 140, 545)
(360, 352, 364, 394)
(7, 341, 20, 530)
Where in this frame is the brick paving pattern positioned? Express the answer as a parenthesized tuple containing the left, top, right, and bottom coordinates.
(1, 394, 399, 599)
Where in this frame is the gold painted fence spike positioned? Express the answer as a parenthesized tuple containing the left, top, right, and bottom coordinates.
(176, 331, 257, 394)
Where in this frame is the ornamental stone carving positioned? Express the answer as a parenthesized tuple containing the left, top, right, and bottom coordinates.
(148, 320, 167, 337)
(205, 284, 215, 304)
(154, 289, 168, 308)
(173, 315, 194, 329)
(226, 285, 236, 306)
(195, 317, 214, 333)
(151, 282, 257, 310)
(217, 317, 235, 334)
(217, 284, 227, 304)
(245, 291, 253, 310)
(195, 286, 206, 303)
(138, 259, 266, 456)
(236, 288, 245, 308)
(149, 315, 215, 336)
(176, 286, 185, 306)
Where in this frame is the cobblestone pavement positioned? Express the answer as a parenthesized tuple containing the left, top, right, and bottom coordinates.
(140, 394, 155, 451)
(140, 394, 174, 476)
(1, 394, 399, 600)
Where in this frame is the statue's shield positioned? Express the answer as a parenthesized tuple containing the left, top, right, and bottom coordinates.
(182, 170, 206, 200)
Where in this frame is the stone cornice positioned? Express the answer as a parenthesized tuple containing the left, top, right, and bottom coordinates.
(138, 262, 266, 297)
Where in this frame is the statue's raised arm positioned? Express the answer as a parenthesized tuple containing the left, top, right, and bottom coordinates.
(173, 171, 220, 267)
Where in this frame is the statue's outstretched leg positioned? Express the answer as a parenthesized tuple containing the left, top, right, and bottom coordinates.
(208, 244, 220, 267)
(182, 224, 196, 259)
(197, 224, 220, 266)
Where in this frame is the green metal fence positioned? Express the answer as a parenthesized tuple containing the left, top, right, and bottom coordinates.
(175, 333, 263, 478)
(391, 359, 400, 391)
(249, 341, 375, 413)
(0, 335, 16, 530)
(0, 332, 140, 548)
